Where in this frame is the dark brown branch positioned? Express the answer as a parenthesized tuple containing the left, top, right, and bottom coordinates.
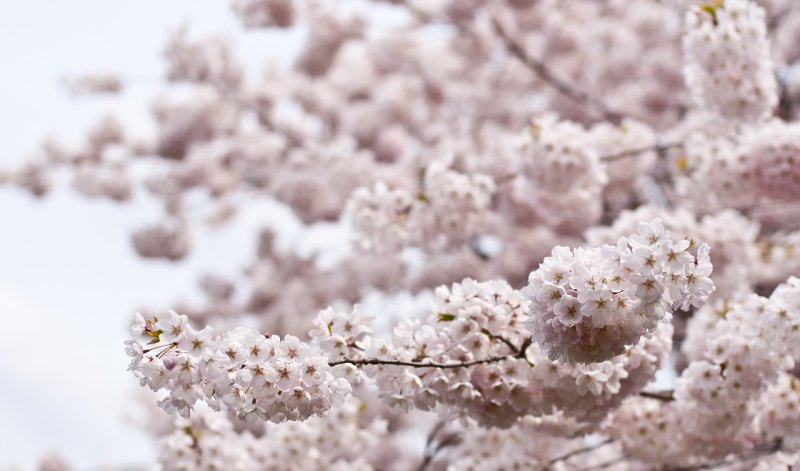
(416, 421, 452, 471)
(516, 336, 533, 358)
(492, 334, 521, 354)
(328, 356, 510, 369)
(639, 390, 675, 402)
(330, 336, 532, 370)
(777, 71, 794, 121)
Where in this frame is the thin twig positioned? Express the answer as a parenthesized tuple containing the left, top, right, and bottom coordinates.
(416, 421, 447, 471)
(490, 334, 522, 355)
(549, 438, 614, 466)
(639, 390, 675, 402)
(600, 142, 684, 163)
(328, 356, 510, 369)
(662, 438, 783, 471)
(577, 454, 628, 471)
(493, 141, 684, 187)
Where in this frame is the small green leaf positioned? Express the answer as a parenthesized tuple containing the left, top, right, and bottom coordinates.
(437, 313, 456, 322)
(700, 0, 724, 24)
(146, 329, 163, 343)
(416, 192, 429, 203)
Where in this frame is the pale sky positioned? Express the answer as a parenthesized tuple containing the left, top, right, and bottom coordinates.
(0, 0, 301, 468)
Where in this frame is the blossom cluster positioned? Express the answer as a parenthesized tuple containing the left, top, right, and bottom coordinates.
(164, 29, 243, 91)
(130, 221, 190, 261)
(126, 221, 702, 435)
(525, 218, 713, 363)
(683, 0, 778, 122)
(310, 271, 677, 429)
(590, 119, 658, 211)
(232, 0, 294, 29)
(610, 277, 800, 465)
(126, 311, 351, 423)
(683, 120, 800, 210)
(586, 206, 760, 298)
(313, 278, 533, 428)
(438, 417, 623, 471)
(509, 118, 608, 233)
(157, 399, 386, 471)
(347, 160, 495, 251)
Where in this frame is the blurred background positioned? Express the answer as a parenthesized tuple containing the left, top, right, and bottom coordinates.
(0, 1, 306, 467)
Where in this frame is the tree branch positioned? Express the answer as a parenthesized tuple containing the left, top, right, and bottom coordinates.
(493, 141, 683, 187)
(416, 421, 457, 471)
(577, 454, 628, 471)
(777, 70, 794, 121)
(638, 390, 675, 402)
(549, 438, 614, 466)
(600, 142, 684, 163)
(329, 334, 534, 370)
(662, 438, 783, 471)
(488, 7, 625, 124)
(328, 356, 511, 369)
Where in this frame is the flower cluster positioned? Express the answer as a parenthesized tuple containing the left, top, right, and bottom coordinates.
(683, 0, 777, 122)
(611, 277, 800, 466)
(232, 0, 294, 29)
(758, 373, 800, 444)
(72, 163, 132, 202)
(526, 322, 674, 425)
(510, 118, 608, 233)
(757, 228, 800, 288)
(525, 219, 713, 363)
(126, 311, 351, 423)
(313, 278, 532, 428)
(61, 72, 123, 96)
(130, 221, 190, 261)
(311, 276, 673, 429)
(586, 206, 759, 298)
(347, 160, 495, 251)
(157, 399, 386, 471)
(437, 417, 622, 471)
(590, 119, 658, 211)
(683, 121, 800, 210)
(164, 29, 243, 91)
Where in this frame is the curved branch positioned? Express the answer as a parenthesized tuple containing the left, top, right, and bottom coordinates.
(494, 141, 684, 187)
(417, 421, 459, 471)
(328, 355, 511, 369)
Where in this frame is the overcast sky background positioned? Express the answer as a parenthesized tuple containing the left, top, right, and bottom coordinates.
(0, 1, 307, 468)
